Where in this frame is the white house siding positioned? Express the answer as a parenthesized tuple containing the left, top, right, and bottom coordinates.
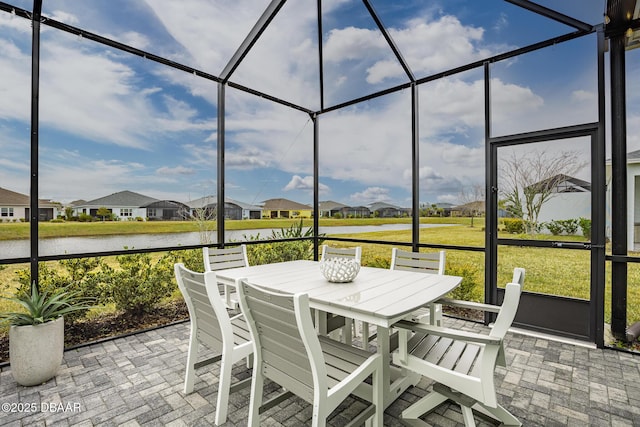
(536, 193, 591, 230)
(1, 206, 26, 221)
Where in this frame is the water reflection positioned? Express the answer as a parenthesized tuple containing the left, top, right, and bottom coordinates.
(2, 224, 453, 258)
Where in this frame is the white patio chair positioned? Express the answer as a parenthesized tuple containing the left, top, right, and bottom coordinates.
(237, 278, 383, 427)
(319, 245, 362, 344)
(357, 248, 446, 349)
(174, 263, 253, 426)
(203, 244, 249, 309)
(392, 248, 446, 325)
(391, 268, 525, 427)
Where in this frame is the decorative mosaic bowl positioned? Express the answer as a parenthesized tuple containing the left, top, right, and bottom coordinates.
(319, 258, 360, 283)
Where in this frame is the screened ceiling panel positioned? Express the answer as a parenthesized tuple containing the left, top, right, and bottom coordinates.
(231, 0, 321, 110)
(320, 0, 411, 107)
(367, 0, 597, 82)
(40, 0, 269, 76)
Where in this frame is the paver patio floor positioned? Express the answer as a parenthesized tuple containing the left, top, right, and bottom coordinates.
(1, 318, 639, 426)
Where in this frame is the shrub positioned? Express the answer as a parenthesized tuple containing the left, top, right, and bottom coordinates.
(99, 253, 176, 315)
(557, 218, 579, 235)
(14, 258, 103, 322)
(502, 218, 525, 234)
(244, 219, 322, 265)
(579, 217, 591, 239)
(364, 255, 390, 269)
(444, 262, 482, 302)
(544, 220, 564, 235)
(78, 213, 93, 222)
(167, 249, 203, 272)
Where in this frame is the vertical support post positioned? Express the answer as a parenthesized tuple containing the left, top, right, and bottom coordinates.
(592, 26, 607, 347)
(30, 0, 43, 287)
(313, 113, 320, 261)
(484, 62, 498, 324)
(217, 82, 226, 246)
(411, 83, 420, 251)
(609, 29, 628, 341)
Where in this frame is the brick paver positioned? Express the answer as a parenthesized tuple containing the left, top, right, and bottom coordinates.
(1, 319, 639, 426)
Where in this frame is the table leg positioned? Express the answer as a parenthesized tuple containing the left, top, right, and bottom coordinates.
(378, 325, 421, 409)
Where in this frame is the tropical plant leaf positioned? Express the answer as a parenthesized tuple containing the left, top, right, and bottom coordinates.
(0, 280, 95, 326)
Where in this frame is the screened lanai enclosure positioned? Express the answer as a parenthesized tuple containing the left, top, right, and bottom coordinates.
(0, 0, 639, 349)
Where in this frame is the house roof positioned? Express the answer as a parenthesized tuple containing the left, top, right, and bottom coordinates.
(81, 190, 158, 207)
(186, 196, 262, 210)
(0, 187, 29, 205)
(318, 200, 349, 210)
(261, 198, 312, 210)
(186, 195, 216, 209)
(627, 149, 640, 163)
(527, 174, 591, 193)
(369, 201, 403, 210)
(0, 187, 60, 207)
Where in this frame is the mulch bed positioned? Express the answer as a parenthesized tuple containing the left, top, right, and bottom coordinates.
(0, 300, 189, 364)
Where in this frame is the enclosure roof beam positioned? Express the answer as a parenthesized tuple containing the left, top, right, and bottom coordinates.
(363, 0, 415, 82)
(505, 0, 594, 32)
(220, 0, 287, 83)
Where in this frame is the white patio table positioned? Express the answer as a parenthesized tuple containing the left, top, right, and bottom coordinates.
(216, 259, 462, 409)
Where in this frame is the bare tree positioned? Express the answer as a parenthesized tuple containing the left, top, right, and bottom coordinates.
(457, 184, 485, 227)
(191, 206, 216, 244)
(499, 149, 587, 234)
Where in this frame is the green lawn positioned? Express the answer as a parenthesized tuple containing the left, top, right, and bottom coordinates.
(0, 217, 471, 240)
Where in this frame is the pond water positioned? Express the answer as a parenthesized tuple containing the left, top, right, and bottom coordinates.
(1, 223, 454, 258)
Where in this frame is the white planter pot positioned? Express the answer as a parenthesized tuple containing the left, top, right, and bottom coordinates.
(9, 316, 64, 386)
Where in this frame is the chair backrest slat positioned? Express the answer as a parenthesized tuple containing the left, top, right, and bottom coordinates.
(321, 245, 362, 263)
(175, 264, 230, 350)
(239, 281, 322, 403)
(391, 248, 445, 274)
(203, 245, 249, 272)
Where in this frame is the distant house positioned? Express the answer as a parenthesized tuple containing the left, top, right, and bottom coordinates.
(73, 190, 158, 220)
(144, 200, 190, 221)
(369, 202, 409, 218)
(0, 187, 61, 221)
(187, 196, 262, 220)
(318, 201, 348, 218)
(528, 174, 591, 226)
(261, 198, 312, 219)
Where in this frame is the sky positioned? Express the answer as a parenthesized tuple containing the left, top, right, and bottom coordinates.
(0, 0, 636, 209)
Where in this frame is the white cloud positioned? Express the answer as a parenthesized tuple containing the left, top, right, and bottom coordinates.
(572, 90, 596, 102)
(349, 187, 391, 204)
(323, 15, 493, 85)
(283, 175, 330, 194)
(324, 26, 388, 62)
(226, 148, 271, 170)
(156, 165, 195, 175)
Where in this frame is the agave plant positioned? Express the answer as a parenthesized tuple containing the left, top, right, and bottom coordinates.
(1, 281, 94, 326)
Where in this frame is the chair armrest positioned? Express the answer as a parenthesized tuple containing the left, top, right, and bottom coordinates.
(435, 298, 501, 313)
(394, 320, 501, 346)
